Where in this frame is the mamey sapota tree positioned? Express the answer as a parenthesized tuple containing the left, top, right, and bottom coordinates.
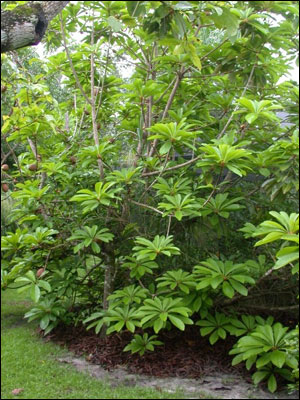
(1, 1, 299, 394)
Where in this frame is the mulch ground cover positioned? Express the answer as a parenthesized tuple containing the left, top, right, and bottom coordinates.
(46, 324, 251, 380)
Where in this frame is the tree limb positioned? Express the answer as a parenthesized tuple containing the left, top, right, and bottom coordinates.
(60, 13, 92, 105)
(142, 155, 202, 177)
(1, 1, 70, 53)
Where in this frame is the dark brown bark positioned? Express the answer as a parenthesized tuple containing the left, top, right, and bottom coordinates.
(1, 1, 70, 53)
(100, 248, 115, 338)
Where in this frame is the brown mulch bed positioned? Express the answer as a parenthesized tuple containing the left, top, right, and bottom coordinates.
(46, 324, 251, 379)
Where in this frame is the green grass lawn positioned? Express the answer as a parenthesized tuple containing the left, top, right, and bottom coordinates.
(1, 288, 185, 399)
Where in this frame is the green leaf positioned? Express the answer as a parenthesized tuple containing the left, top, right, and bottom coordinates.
(255, 232, 284, 246)
(30, 284, 40, 303)
(209, 329, 220, 345)
(159, 311, 168, 322)
(126, 321, 136, 333)
(252, 370, 270, 384)
(285, 355, 298, 370)
(270, 350, 286, 368)
(200, 326, 215, 336)
(174, 12, 187, 37)
(187, 44, 202, 71)
(17, 284, 31, 294)
(126, 1, 145, 17)
(168, 314, 185, 331)
(173, 2, 193, 10)
(259, 168, 271, 177)
(210, 275, 223, 289)
(114, 321, 125, 332)
(107, 16, 122, 32)
(256, 353, 272, 368)
(274, 252, 299, 269)
(38, 280, 51, 292)
(26, 270, 36, 283)
(222, 281, 235, 298)
(40, 315, 50, 330)
(217, 327, 226, 339)
(231, 353, 244, 366)
(267, 374, 277, 393)
(211, 8, 239, 37)
(229, 279, 248, 296)
(245, 113, 258, 124)
(174, 210, 183, 221)
(153, 318, 164, 333)
(245, 356, 257, 370)
(159, 141, 172, 155)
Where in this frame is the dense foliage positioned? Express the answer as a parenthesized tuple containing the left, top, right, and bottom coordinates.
(1, 0, 299, 393)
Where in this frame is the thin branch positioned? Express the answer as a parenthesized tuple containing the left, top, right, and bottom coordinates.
(200, 38, 228, 61)
(78, 261, 103, 284)
(195, 23, 215, 36)
(153, 78, 176, 105)
(140, 148, 171, 201)
(95, 34, 112, 120)
(3, 139, 24, 180)
(71, 107, 85, 140)
(239, 304, 299, 312)
(142, 155, 201, 177)
(201, 167, 224, 207)
(166, 215, 172, 236)
(27, 138, 38, 159)
(148, 66, 185, 157)
(129, 199, 164, 215)
(1, 143, 18, 164)
(217, 63, 256, 139)
(221, 265, 276, 307)
(117, 37, 148, 68)
(162, 66, 185, 120)
(90, 14, 104, 179)
(138, 279, 147, 290)
(60, 14, 91, 105)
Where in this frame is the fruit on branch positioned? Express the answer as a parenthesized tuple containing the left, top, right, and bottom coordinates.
(28, 164, 38, 171)
(2, 183, 9, 192)
(36, 268, 45, 278)
(1, 164, 9, 171)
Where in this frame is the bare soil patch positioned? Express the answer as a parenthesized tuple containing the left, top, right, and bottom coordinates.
(46, 324, 299, 399)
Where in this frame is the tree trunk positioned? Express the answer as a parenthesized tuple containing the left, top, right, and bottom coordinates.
(1, 1, 70, 53)
(99, 242, 117, 338)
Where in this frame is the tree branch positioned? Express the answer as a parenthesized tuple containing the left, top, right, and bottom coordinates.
(148, 66, 185, 157)
(129, 200, 164, 215)
(1, 1, 70, 53)
(142, 155, 202, 177)
(217, 63, 256, 139)
(90, 14, 104, 179)
(60, 13, 92, 105)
